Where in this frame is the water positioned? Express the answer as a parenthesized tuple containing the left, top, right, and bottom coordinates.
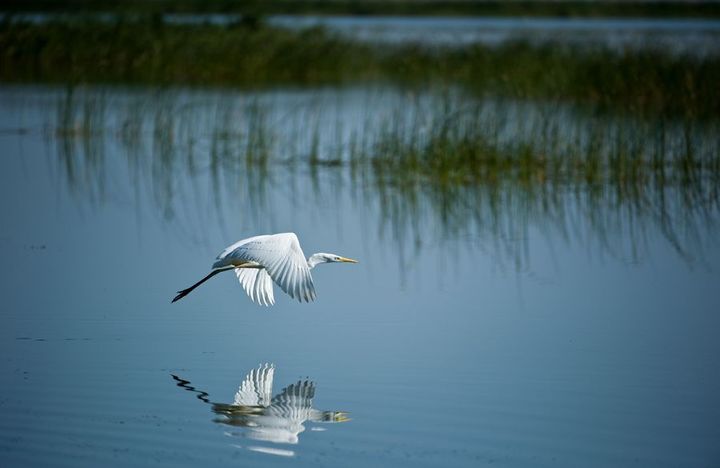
(5, 13, 720, 54)
(269, 15, 720, 52)
(1, 85, 719, 467)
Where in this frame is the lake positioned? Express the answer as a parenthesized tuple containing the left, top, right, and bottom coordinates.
(6, 13, 720, 53)
(0, 82, 719, 468)
(269, 15, 720, 52)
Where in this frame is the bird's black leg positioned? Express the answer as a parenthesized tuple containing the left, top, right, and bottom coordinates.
(171, 267, 233, 303)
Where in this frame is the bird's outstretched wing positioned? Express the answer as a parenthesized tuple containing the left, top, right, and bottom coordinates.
(214, 233, 317, 303)
(235, 268, 275, 306)
(267, 379, 315, 420)
(234, 363, 275, 407)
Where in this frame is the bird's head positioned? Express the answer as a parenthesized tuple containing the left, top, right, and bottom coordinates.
(317, 411, 351, 423)
(321, 253, 359, 264)
(308, 253, 359, 268)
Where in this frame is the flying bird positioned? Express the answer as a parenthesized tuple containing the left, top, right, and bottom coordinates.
(172, 232, 357, 305)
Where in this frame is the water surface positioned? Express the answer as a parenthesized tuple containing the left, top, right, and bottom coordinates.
(1, 85, 719, 467)
(270, 15, 720, 52)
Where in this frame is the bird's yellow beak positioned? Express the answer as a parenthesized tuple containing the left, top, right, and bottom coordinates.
(339, 257, 358, 263)
(334, 412, 351, 422)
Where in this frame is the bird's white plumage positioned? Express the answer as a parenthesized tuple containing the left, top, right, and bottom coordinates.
(234, 363, 274, 407)
(235, 268, 275, 306)
(213, 233, 317, 304)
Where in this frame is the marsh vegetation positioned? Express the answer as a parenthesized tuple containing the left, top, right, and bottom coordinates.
(1, 18, 719, 117)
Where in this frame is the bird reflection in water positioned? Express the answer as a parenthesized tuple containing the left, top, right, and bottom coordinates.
(172, 363, 349, 457)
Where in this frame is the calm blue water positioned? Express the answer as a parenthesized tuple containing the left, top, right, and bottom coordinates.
(269, 15, 720, 50)
(1, 86, 719, 467)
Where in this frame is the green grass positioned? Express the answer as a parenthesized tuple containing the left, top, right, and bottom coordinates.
(0, 19, 373, 85)
(357, 100, 719, 265)
(398, 42, 720, 118)
(1, 18, 719, 118)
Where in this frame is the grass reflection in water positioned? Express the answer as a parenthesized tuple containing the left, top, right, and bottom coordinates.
(44, 86, 720, 270)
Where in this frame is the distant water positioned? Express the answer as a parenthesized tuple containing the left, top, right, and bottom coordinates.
(4, 13, 720, 53)
(1, 85, 719, 467)
(270, 15, 720, 52)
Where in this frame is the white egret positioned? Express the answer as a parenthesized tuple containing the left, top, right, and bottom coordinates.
(172, 232, 358, 305)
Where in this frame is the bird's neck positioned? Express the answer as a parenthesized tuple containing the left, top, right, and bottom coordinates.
(307, 253, 325, 270)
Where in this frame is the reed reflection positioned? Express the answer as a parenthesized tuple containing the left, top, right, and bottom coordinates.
(18, 86, 720, 270)
(172, 363, 349, 457)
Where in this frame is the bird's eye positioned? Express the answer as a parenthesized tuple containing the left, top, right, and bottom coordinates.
(335, 257, 340, 260)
